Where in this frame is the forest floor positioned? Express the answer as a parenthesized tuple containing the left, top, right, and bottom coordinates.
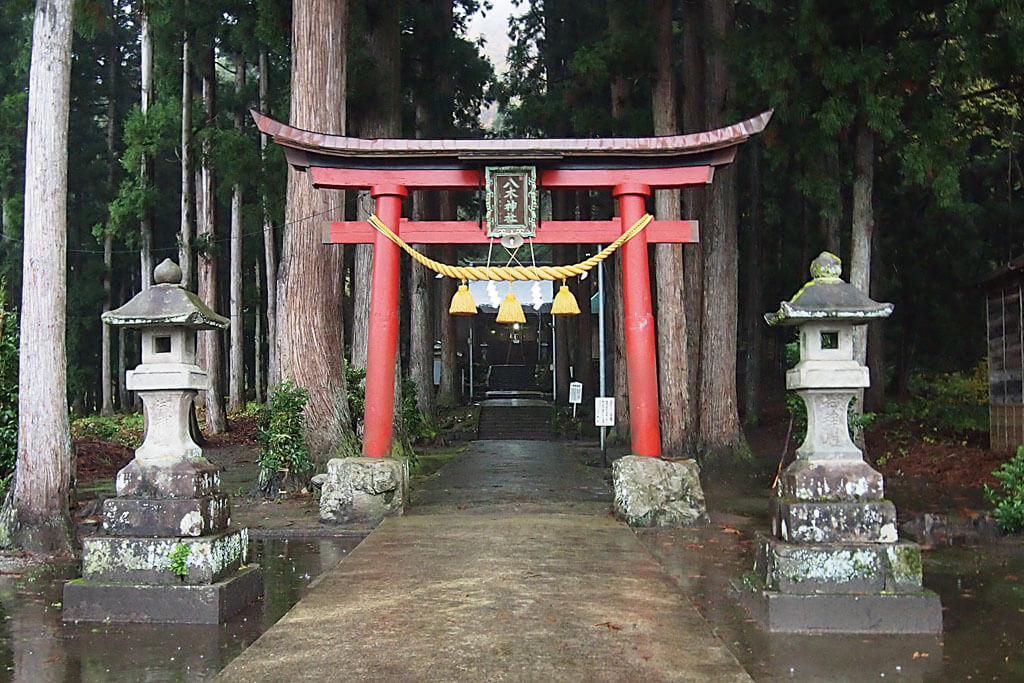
(71, 407, 1014, 536)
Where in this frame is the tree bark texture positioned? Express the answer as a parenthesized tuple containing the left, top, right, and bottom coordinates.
(681, 0, 705, 438)
(697, 0, 745, 458)
(179, 9, 194, 290)
(228, 52, 245, 413)
(741, 142, 764, 423)
(259, 49, 278, 390)
(611, 256, 630, 433)
(409, 192, 436, 424)
(652, 0, 694, 457)
(851, 123, 874, 367)
(138, 9, 153, 290)
(350, 0, 402, 373)
(101, 25, 118, 417)
(5, 0, 77, 553)
(276, 0, 358, 463)
(437, 200, 459, 406)
(198, 48, 227, 433)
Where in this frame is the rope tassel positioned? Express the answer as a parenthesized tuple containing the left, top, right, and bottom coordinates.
(449, 283, 477, 316)
(496, 291, 526, 324)
(551, 282, 580, 315)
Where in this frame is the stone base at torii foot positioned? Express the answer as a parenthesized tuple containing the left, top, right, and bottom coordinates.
(612, 456, 709, 527)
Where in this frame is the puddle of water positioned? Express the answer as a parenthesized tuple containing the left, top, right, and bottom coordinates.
(0, 536, 363, 682)
(642, 474, 1024, 682)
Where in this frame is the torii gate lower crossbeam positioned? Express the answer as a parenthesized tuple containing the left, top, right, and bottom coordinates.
(254, 109, 772, 460)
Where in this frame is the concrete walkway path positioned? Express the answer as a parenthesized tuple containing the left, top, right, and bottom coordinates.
(216, 441, 752, 682)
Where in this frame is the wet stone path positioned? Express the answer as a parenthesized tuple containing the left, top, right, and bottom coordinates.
(216, 441, 752, 681)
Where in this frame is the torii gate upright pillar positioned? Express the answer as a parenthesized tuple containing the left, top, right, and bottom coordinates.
(363, 184, 407, 458)
(614, 183, 661, 458)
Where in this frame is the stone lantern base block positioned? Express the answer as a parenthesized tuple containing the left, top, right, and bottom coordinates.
(103, 494, 230, 537)
(116, 458, 221, 499)
(771, 497, 898, 543)
(612, 455, 709, 528)
(776, 459, 885, 501)
(319, 457, 408, 525)
(81, 528, 248, 585)
(753, 533, 924, 594)
(62, 564, 263, 624)
(732, 578, 942, 634)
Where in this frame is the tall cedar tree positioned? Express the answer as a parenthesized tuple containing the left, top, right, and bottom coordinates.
(2, 0, 77, 553)
(275, 0, 359, 464)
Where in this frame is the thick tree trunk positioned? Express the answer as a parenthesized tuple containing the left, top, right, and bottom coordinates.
(101, 234, 114, 416)
(697, 0, 745, 458)
(275, 0, 358, 463)
(198, 47, 227, 433)
(573, 244, 593, 398)
(351, 0, 402, 374)
(117, 277, 129, 409)
(138, 8, 153, 290)
(351, 193, 373, 371)
(2, 0, 77, 553)
(681, 0, 705, 440)
(101, 26, 118, 417)
(437, 238, 459, 407)
(741, 142, 764, 423)
(228, 53, 245, 413)
(552, 200, 571, 405)
(652, 0, 693, 457)
(851, 123, 874, 366)
(179, 7, 194, 290)
(254, 263, 264, 404)
(611, 256, 630, 433)
(409, 192, 436, 425)
(851, 123, 876, 422)
(259, 49, 278, 389)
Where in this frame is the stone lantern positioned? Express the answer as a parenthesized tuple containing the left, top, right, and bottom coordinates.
(63, 259, 261, 624)
(738, 252, 941, 634)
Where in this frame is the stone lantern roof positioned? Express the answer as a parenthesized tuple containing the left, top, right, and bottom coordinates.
(102, 259, 229, 330)
(765, 252, 893, 327)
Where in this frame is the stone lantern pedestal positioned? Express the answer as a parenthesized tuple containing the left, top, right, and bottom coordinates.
(63, 260, 262, 624)
(737, 253, 941, 633)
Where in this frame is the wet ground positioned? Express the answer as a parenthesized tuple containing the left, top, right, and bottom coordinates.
(0, 536, 363, 682)
(627, 454, 1024, 682)
(2, 436, 1023, 680)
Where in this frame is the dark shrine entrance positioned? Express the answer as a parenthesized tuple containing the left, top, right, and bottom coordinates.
(256, 110, 771, 458)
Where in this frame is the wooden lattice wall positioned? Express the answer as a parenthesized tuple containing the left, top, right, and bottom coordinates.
(988, 277, 1024, 452)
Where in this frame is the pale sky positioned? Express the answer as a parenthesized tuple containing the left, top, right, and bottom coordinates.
(465, 0, 515, 75)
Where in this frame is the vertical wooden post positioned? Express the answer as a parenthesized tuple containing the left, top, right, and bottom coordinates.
(614, 183, 661, 457)
(362, 184, 407, 457)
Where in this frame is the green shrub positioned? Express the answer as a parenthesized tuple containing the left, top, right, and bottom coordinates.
(891, 362, 989, 440)
(401, 377, 437, 443)
(70, 413, 144, 450)
(258, 381, 313, 493)
(345, 363, 366, 430)
(985, 445, 1024, 533)
(0, 288, 17, 492)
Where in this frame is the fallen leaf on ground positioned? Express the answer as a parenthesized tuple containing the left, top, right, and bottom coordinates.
(595, 621, 621, 630)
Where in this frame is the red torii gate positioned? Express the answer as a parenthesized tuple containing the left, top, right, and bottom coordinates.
(255, 110, 771, 460)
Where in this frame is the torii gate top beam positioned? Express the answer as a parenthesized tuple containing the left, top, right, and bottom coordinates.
(252, 110, 772, 245)
(252, 109, 773, 191)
